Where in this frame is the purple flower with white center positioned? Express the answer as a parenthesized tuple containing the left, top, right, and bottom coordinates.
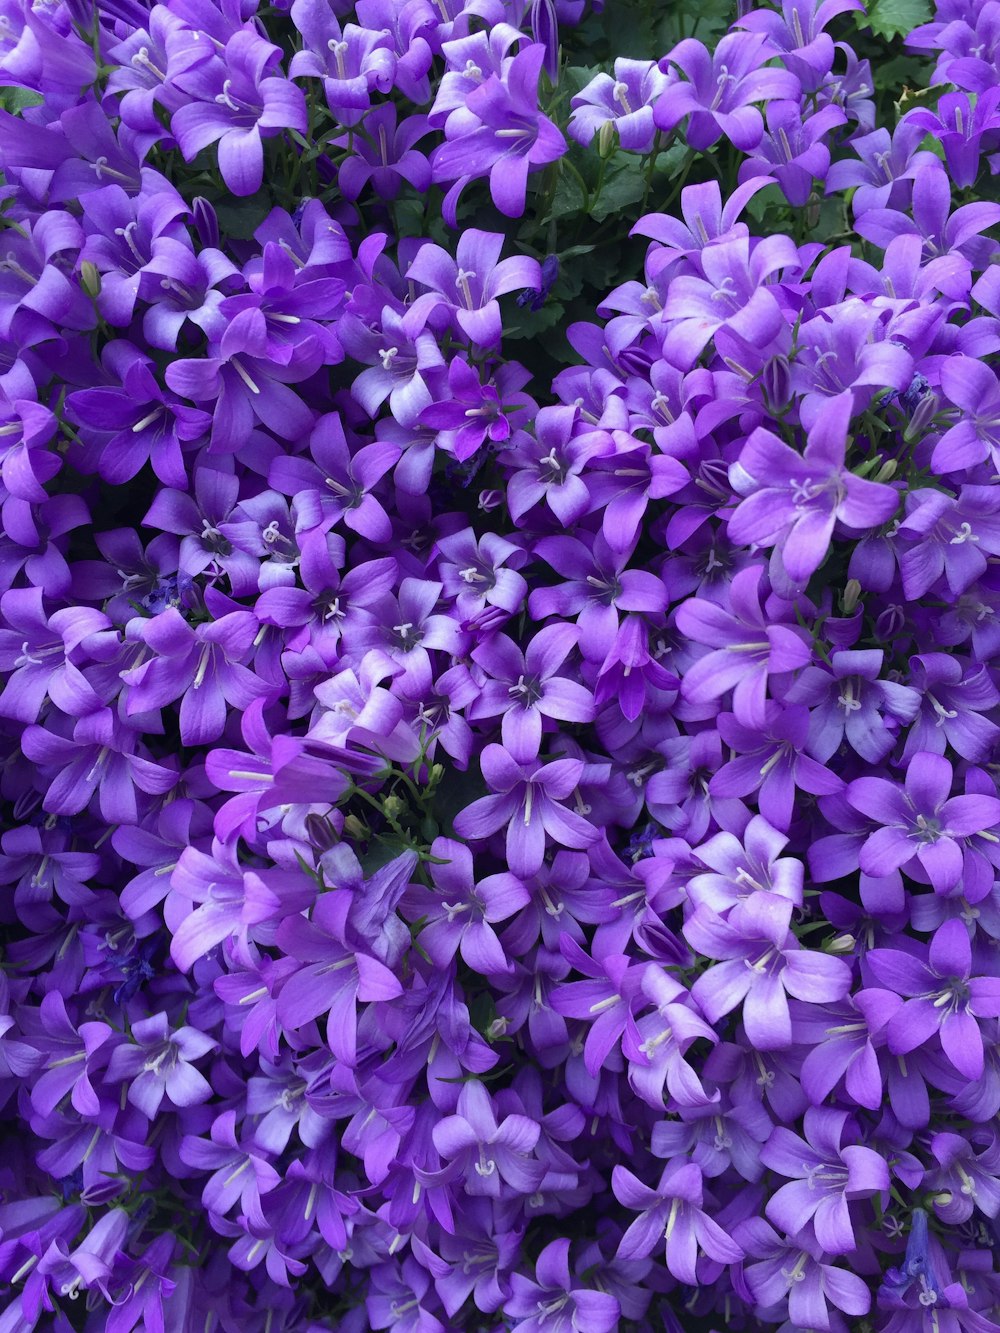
(332, 104, 432, 202)
(0, 587, 109, 723)
(340, 306, 445, 425)
(431, 1079, 542, 1198)
(737, 0, 863, 88)
(897, 485, 1000, 601)
(903, 653, 1000, 763)
(288, 0, 395, 126)
(437, 527, 527, 625)
(123, 604, 271, 745)
(728, 392, 900, 583)
(171, 32, 307, 196)
(933, 354, 1000, 474)
(105, 1013, 215, 1118)
(403, 837, 529, 974)
(432, 43, 567, 223)
(66, 345, 211, 488)
(864, 919, 1000, 1080)
(0, 210, 92, 340)
(77, 182, 188, 328)
(21, 708, 176, 824)
(454, 744, 601, 878)
(275, 890, 403, 1064)
(268, 413, 399, 544)
(505, 406, 611, 526)
(687, 892, 853, 1050)
(847, 752, 1000, 895)
(760, 1107, 890, 1252)
(740, 99, 846, 206)
(406, 230, 541, 349)
(826, 121, 938, 214)
(529, 531, 667, 664)
(613, 1160, 744, 1279)
(165, 309, 317, 455)
(653, 32, 801, 151)
(926, 1131, 1000, 1227)
(738, 1217, 873, 1328)
(687, 815, 804, 917)
(569, 59, 670, 153)
(470, 624, 594, 762)
(674, 565, 811, 730)
(623, 964, 719, 1108)
(854, 159, 1000, 266)
(787, 648, 920, 764)
(505, 1238, 620, 1333)
(418, 358, 528, 468)
(551, 936, 643, 1078)
(179, 1110, 279, 1225)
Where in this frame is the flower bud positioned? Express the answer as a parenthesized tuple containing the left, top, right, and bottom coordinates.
(80, 261, 101, 299)
(806, 191, 821, 229)
(840, 578, 862, 613)
(826, 933, 856, 954)
(761, 354, 791, 410)
(904, 390, 939, 442)
(487, 1017, 509, 1040)
(192, 196, 220, 249)
(305, 812, 338, 852)
(597, 119, 618, 159)
(478, 489, 503, 512)
(873, 458, 897, 482)
(343, 814, 366, 840)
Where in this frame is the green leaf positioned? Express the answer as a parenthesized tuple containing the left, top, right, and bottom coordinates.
(591, 167, 647, 221)
(213, 190, 274, 241)
(865, 0, 932, 42)
(0, 86, 43, 113)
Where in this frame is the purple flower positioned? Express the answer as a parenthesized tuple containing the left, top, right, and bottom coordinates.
(432, 43, 567, 222)
(505, 1239, 620, 1333)
(569, 59, 670, 153)
(454, 744, 601, 878)
(728, 392, 900, 583)
(171, 32, 307, 196)
(687, 892, 853, 1050)
(759, 1107, 889, 1251)
(864, 919, 1000, 1080)
(406, 230, 541, 348)
(105, 1013, 215, 1118)
(613, 1160, 744, 1279)
(847, 752, 1000, 895)
(431, 1079, 543, 1198)
(675, 566, 811, 729)
(653, 32, 801, 151)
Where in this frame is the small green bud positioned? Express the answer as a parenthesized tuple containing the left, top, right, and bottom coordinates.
(80, 260, 101, 299)
(841, 579, 862, 613)
(874, 458, 897, 483)
(597, 120, 618, 159)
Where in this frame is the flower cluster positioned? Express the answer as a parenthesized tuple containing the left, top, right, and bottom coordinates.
(0, 0, 1000, 1329)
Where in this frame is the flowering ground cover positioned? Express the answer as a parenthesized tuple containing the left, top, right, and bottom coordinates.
(1, 0, 1000, 1327)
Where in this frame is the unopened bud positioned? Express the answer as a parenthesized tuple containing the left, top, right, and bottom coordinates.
(192, 196, 220, 249)
(827, 933, 856, 954)
(382, 794, 405, 820)
(904, 390, 939, 442)
(873, 458, 897, 483)
(428, 763, 444, 786)
(840, 578, 862, 613)
(305, 812, 338, 852)
(80, 260, 101, 299)
(806, 191, 821, 230)
(478, 488, 502, 512)
(486, 1017, 509, 1040)
(343, 814, 366, 840)
(597, 119, 618, 158)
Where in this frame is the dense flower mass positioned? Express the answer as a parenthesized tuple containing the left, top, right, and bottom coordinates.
(0, 0, 999, 1328)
